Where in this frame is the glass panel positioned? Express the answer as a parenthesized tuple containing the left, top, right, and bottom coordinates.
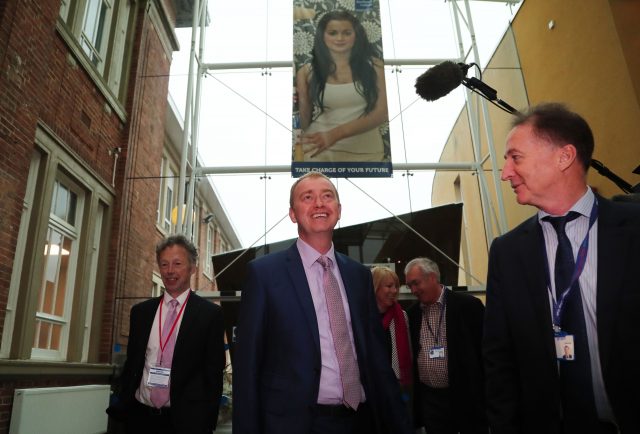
(33, 320, 62, 351)
(52, 181, 78, 225)
(35, 320, 51, 349)
(67, 190, 77, 225)
(164, 188, 173, 232)
(54, 237, 72, 317)
(42, 229, 63, 315)
(50, 323, 62, 350)
(53, 182, 67, 220)
(81, 0, 111, 66)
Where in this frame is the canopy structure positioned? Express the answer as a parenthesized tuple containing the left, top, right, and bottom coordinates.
(172, 0, 522, 288)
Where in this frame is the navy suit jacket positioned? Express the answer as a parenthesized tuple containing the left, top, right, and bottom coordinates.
(408, 289, 487, 432)
(484, 196, 640, 433)
(115, 292, 226, 433)
(232, 243, 412, 434)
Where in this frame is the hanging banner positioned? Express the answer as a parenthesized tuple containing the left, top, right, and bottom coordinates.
(292, 0, 392, 178)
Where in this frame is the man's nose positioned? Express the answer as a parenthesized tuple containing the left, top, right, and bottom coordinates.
(500, 162, 512, 181)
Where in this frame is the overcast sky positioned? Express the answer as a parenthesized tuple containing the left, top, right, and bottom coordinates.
(168, 0, 522, 247)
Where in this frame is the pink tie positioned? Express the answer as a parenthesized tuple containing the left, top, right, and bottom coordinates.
(150, 298, 179, 408)
(317, 256, 361, 410)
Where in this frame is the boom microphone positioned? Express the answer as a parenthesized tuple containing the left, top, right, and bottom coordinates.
(415, 61, 472, 101)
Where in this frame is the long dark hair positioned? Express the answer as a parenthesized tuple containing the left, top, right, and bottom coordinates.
(310, 10, 380, 117)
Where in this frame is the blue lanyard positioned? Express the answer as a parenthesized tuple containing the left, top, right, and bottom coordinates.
(425, 287, 446, 344)
(541, 199, 598, 330)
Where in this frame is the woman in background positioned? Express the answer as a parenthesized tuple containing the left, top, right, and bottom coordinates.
(372, 266, 413, 412)
(296, 10, 388, 162)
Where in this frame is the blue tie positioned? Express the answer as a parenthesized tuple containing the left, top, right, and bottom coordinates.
(545, 212, 597, 421)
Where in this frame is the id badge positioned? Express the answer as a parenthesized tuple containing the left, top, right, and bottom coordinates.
(554, 332, 575, 361)
(428, 346, 445, 359)
(147, 366, 171, 388)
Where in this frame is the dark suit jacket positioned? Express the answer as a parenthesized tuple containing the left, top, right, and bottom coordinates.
(115, 291, 226, 433)
(483, 196, 640, 433)
(408, 288, 487, 432)
(232, 243, 412, 434)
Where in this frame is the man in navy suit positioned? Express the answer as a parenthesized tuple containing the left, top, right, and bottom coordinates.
(484, 103, 640, 433)
(232, 172, 411, 434)
(110, 235, 226, 433)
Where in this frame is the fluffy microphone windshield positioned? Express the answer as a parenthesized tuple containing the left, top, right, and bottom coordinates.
(415, 61, 465, 101)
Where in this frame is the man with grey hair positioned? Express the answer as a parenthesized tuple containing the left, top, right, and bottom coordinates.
(405, 257, 487, 434)
(109, 234, 226, 433)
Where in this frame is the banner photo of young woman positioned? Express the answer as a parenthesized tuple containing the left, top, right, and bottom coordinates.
(292, 0, 392, 178)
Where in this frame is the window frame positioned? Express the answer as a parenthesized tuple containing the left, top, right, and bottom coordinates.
(0, 126, 114, 362)
(32, 175, 85, 360)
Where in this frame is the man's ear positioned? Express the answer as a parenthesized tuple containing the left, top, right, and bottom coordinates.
(289, 207, 297, 223)
(558, 144, 578, 171)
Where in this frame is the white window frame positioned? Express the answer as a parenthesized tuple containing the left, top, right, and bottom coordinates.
(0, 152, 41, 358)
(81, 202, 105, 362)
(164, 164, 176, 233)
(2, 126, 113, 362)
(32, 176, 85, 361)
(79, 0, 114, 73)
(151, 272, 164, 298)
(204, 224, 213, 277)
(57, 0, 135, 108)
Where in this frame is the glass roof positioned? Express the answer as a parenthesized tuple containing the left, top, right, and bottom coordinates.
(168, 0, 522, 247)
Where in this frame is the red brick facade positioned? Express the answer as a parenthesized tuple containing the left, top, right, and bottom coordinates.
(0, 0, 183, 431)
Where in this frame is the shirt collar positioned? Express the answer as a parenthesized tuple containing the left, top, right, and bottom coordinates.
(163, 288, 191, 306)
(538, 186, 594, 221)
(296, 238, 336, 269)
(421, 284, 446, 309)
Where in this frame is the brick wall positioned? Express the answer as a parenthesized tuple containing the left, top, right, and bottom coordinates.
(0, 0, 177, 431)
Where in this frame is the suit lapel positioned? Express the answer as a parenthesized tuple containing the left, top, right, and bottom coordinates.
(518, 216, 557, 358)
(595, 198, 626, 373)
(286, 244, 321, 352)
(335, 253, 375, 369)
(335, 254, 366, 354)
(140, 297, 162, 344)
(173, 291, 198, 360)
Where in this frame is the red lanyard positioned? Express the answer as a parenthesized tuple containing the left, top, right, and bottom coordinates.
(158, 291, 190, 353)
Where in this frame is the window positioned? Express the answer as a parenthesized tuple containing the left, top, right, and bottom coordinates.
(204, 224, 213, 277)
(0, 127, 113, 362)
(57, 0, 134, 104)
(151, 272, 164, 298)
(33, 178, 84, 359)
(80, 0, 114, 71)
(156, 158, 177, 234)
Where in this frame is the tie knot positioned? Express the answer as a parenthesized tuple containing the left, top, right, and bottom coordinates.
(169, 299, 179, 310)
(317, 255, 332, 270)
(544, 211, 581, 234)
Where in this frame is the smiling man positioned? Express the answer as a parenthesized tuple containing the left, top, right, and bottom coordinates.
(109, 235, 226, 434)
(233, 172, 411, 434)
(484, 103, 640, 433)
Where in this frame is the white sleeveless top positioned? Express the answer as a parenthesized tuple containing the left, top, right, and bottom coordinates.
(304, 82, 384, 162)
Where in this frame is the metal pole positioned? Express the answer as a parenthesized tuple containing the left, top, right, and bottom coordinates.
(450, 0, 495, 248)
(176, 0, 200, 234)
(462, 0, 509, 235)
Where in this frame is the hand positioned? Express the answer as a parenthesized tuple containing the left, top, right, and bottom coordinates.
(301, 131, 336, 158)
